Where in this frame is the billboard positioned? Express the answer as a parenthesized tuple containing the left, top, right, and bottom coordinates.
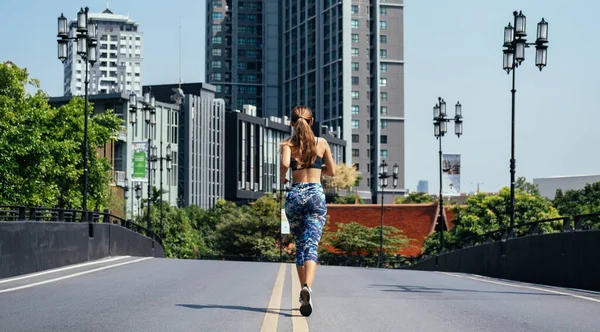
(132, 141, 148, 182)
(442, 154, 461, 196)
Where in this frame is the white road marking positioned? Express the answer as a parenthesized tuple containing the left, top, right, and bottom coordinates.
(440, 272, 600, 303)
(291, 264, 310, 332)
(0, 256, 130, 284)
(0, 257, 152, 294)
(260, 263, 286, 332)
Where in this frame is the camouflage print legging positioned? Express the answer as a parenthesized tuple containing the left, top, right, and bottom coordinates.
(284, 182, 327, 266)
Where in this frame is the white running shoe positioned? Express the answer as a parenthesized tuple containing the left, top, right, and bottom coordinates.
(299, 285, 313, 317)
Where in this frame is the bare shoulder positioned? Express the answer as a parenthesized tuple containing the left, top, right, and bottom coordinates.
(318, 137, 330, 148)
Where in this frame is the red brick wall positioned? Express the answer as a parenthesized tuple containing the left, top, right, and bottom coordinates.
(325, 204, 456, 257)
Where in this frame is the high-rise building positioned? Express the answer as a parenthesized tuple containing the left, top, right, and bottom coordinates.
(206, 0, 406, 203)
(417, 180, 429, 194)
(63, 7, 143, 97)
(146, 83, 226, 210)
(205, 0, 280, 117)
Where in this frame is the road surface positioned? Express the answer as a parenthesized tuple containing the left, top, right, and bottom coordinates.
(0, 256, 599, 331)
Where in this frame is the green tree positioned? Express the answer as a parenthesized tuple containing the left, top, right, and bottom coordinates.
(0, 62, 121, 209)
(516, 176, 540, 195)
(396, 192, 433, 204)
(323, 222, 411, 256)
(421, 187, 560, 254)
(333, 194, 364, 204)
(553, 182, 600, 229)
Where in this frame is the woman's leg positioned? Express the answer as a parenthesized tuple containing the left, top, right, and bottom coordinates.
(302, 189, 327, 289)
(296, 265, 306, 287)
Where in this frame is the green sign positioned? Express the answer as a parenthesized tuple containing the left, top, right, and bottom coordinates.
(133, 150, 147, 179)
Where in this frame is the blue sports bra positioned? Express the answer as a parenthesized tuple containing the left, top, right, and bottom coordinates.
(290, 138, 323, 171)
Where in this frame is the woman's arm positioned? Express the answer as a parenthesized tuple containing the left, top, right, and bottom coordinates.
(280, 143, 291, 184)
(321, 140, 336, 177)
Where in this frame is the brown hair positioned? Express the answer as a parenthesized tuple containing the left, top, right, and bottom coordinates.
(285, 106, 317, 169)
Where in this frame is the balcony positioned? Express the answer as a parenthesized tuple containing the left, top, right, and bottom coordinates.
(118, 126, 127, 141)
(113, 171, 126, 186)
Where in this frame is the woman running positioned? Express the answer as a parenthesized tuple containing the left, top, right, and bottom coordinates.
(280, 106, 336, 317)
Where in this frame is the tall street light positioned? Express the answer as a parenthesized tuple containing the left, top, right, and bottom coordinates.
(135, 183, 142, 218)
(377, 161, 399, 268)
(433, 97, 463, 253)
(57, 7, 98, 221)
(129, 90, 156, 232)
(123, 177, 129, 218)
(156, 143, 172, 240)
(503, 11, 548, 230)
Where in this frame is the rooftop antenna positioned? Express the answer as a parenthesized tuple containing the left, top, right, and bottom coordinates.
(106, 0, 110, 9)
(178, 16, 182, 89)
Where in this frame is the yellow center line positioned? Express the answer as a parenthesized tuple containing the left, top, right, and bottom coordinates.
(260, 263, 286, 332)
(291, 264, 310, 332)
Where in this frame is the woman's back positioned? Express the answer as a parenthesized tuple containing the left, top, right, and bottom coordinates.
(287, 137, 335, 184)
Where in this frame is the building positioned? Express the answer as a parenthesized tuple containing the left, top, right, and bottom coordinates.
(49, 92, 180, 219)
(224, 105, 346, 204)
(206, 0, 406, 204)
(533, 174, 600, 200)
(417, 180, 429, 193)
(63, 7, 143, 97)
(146, 83, 226, 209)
(205, 0, 280, 117)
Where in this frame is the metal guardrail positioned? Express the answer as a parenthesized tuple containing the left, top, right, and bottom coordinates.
(0, 205, 162, 245)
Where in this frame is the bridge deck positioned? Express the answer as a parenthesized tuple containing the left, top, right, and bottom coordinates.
(0, 258, 598, 331)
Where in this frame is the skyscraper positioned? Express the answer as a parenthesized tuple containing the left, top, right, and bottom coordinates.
(63, 7, 143, 97)
(205, 0, 280, 117)
(417, 180, 429, 194)
(206, 0, 406, 203)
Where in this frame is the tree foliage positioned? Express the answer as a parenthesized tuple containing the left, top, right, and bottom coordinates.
(553, 182, 600, 229)
(333, 194, 364, 204)
(323, 163, 360, 189)
(0, 62, 121, 209)
(421, 187, 559, 254)
(396, 192, 433, 204)
(322, 222, 411, 256)
(516, 176, 540, 195)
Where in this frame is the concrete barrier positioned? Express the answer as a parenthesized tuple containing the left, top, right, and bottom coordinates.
(406, 231, 600, 291)
(0, 221, 164, 279)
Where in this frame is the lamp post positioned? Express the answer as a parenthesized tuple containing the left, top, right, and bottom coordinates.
(377, 160, 399, 268)
(135, 183, 142, 219)
(502, 11, 548, 230)
(57, 8, 98, 221)
(433, 97, 463, 253)
(156, 143, 172, 239)
(392, 163, 399, 204)
(123, 177, 129, 218)
(129, 90, 156, 231)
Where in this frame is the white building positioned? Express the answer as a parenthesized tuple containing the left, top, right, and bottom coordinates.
(533, 174, 600, 200)
(63, 7, 143, 97)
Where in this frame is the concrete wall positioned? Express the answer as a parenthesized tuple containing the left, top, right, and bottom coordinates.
(406, 231, 600, 291)
(0, 222, 164, 279)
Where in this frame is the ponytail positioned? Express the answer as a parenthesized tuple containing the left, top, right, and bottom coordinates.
(287, 106, 317, 169)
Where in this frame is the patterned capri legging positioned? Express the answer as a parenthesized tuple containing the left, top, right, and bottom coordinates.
(284, 182, 327, 266)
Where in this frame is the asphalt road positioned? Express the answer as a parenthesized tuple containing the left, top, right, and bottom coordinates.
(1, 257, 599, 332)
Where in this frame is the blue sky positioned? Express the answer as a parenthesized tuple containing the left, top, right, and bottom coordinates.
(1, 0, 598, 194)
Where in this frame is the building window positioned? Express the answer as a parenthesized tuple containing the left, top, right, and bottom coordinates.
(380, 7, 387, 16)
(381, 120, 388, 129)
(352, 19, 359, 29)
(381, 149, 388, 159)
(210, 73, 222, 81)
(351, 91, 359, 100)
(352, 48, 359, 57)
(352, 5, 359, 14)
(212, 36, 222, 44)
(380, 49, 388, 58)
(352, 77, 359, 85)
(352, 62, 359, 71)
(352, 120, 359, 129)
(212, 49, 222, 56)
(352, 149, 359, 158)
(216, 85, 222, 93)
(212, 12, 222, 21)
(352, 34, 359, 43)
(212, 24, 222, 32)
(381, 106, 388, 115)
(213, 0, 222, 7)
(352, 105, 359, 114)
(381, 92, 388, 100)
(380, 21, 387, 30)
(381, 135, 388, 144)
(380, 78, 387, 86)
(211, 61, 222, 68)
(352, 134, 359, 143)
(380, 35, 387, 44)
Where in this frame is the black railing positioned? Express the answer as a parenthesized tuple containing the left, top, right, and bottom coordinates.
(0, 205, 162, 245)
